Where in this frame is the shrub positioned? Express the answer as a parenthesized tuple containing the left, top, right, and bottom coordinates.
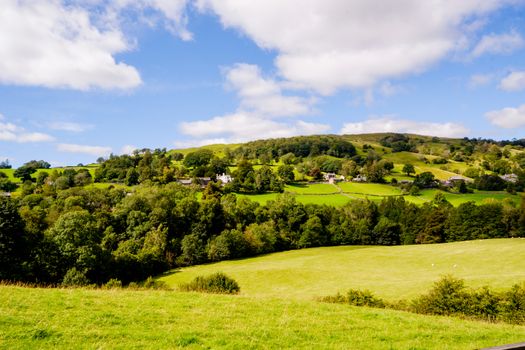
(179, 272, 240, 294)
(468, 286, 501, 321)
(103, 278, 123, 289)
(61, 268, 90, 287)
(411, 275, 469, 315)
(500, 283, 525, 324)
(320, 276, 525, 325)
(127, 282, 140, 289)
(321, 289, 385, 308)
(142, 276, 170, 290)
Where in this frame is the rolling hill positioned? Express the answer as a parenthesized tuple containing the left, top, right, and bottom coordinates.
(159, 238, 525, 301)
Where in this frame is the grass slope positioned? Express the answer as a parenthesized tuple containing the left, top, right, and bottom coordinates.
(160, 239, 525, 301)
(1, 286, 524, 349)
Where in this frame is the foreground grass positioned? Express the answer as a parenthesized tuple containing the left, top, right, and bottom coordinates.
(1, 286, 524, 349)
(160, 239, 525, 301)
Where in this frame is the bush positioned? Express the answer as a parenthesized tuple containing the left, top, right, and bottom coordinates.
(127, 282, 140, 289)
(61, 268, 90, 287)
(321, 289, 385, 308)
(500, 283, 525, 324)
(103, 278, 123, 289)
(411, 275, 469, 315)
(319, 276, 525, 325)
(142, 276, 170, 290)
(179, 272, 240, 294)
(411, 276, 525, 324)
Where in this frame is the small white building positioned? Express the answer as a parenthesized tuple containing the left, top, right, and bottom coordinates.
(324, 173, 336, 184)
(178, 179, 192, 186)
(217, 173, 233, 184)
(352, 174, 367, 182)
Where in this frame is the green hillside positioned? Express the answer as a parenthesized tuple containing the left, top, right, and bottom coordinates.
(160, 239, 525, 301)
(1, 285, 524, 349)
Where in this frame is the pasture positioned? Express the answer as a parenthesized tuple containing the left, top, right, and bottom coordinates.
(1, 285, 524, 349)
(238, 183, 521, 207)
(160, 239, 525, 301)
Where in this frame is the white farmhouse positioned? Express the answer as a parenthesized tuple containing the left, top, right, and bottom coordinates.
(217, 173, 233, 184)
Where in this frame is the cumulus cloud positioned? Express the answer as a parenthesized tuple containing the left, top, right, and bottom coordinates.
(57, 143, 112, 156)
(340, 117, 469, 138)
(0, 114, 55, 143)
(0, 1, 141, 90)
(471, 31, 524, 58)
(196, 0, 515, 94)
(48, 121, 94, 133)
(180, 113, 329, 143)
(179, 63, 326, 145)
(224, 64, 316, 117)
(486, 104, 525, 128)
(0, 0, 194, 90)
(499, 71, 525, 91)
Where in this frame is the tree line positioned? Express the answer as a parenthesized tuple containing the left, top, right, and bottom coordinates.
(1, 182, 524, 286)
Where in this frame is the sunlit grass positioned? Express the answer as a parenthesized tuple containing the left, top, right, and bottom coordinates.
(1, 285, 524, 349)
(160, 239, 525, 301)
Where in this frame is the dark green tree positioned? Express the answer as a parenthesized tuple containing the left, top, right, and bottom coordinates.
(0, 197, 26, 280)
(402, 163, 415, 176)
(277, 164, 295, 184)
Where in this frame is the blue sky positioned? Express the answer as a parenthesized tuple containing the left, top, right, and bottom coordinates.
(1, 1, 525, 166)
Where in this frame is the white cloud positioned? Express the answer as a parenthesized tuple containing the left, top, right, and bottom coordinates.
(224, 64, 315, 118)
(179, 63, 326, 145)
(197, 0, 514, 94)
(486, 104, 525, 128)
(0, 1, 141, 90)
(0, 115, 55, 143)
(180, 112, 329, 143)
(340, 117, 469, 138)
(0, 0, 194, 91)
(57, 143, 112, 156)
(84, 0, 193, 40)
(48, 121, 94, 133)
(468, 73, 494, 88)
(499, 71, 525, 91)
(121, 144, 137, 154)
(471, 31, 524, 58)
(148, 0, 193, 40)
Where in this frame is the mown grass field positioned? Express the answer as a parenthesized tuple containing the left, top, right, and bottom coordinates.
(405, 189, 523, 206)
(285, 183, 339, 194)
(160, 239, 525, 301)
(239, 183, 521, 207)
(1, 285, 524, 349)
(337, 182, 403, 196)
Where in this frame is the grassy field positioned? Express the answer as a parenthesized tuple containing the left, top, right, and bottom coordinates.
(160, 239, 525, 301)
(238, 183, 521, 207)
(1, 286, 524, 349)
(337, 182, 403, 196)
(405, 189, 523, 206)
(285, 183, 339, 194)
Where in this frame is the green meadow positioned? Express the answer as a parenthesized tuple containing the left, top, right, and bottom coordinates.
(1, 285, 524, 349)
(238, 183, 521, 207)
(160, 239, 525, 301)
(3, 239, 525, 349)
